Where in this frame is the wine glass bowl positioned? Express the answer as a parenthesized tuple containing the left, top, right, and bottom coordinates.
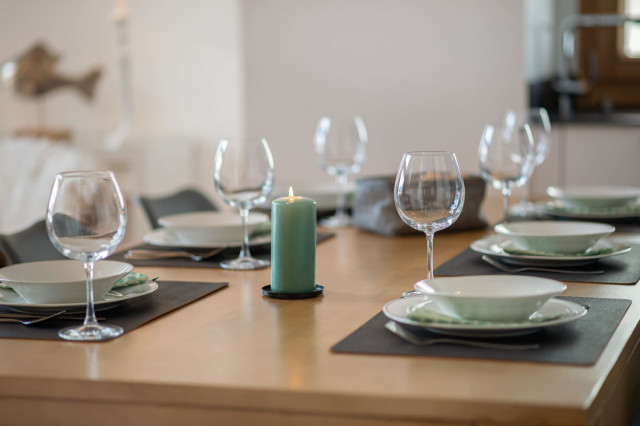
(394, 151, 465, 280)
(478, 121, 535, 223)
(530, 108, 552, 166)
(314, 116, 367, 228)
(510, 107, 552, 216)
(46, 170, 127, 341)
(395, 172, 464, 232)
(214, 138, 275, 270)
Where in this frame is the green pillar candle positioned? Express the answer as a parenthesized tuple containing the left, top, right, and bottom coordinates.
(271, 189, 317, 293)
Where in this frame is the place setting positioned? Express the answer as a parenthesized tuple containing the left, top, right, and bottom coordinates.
(115, 138, 334, 269)
(0, 259, 149, 313)
(506, 184, 640, 231)
(0, 259, 227, 340)
(541, 184, 640, 230)
(332, 149, 632, 365)
(0, 171, 228, 341)
(477, 110, 638, 233)
(476, 110, 639, 233)
(333, 274, 630, 365)
(117, 209, 274, 268)
(117, 210, 334, 268)
(436, 219, 639, 284)
(435, 117, 639, 283)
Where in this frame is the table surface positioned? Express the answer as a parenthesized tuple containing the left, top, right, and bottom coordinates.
(1, 220, 640, 425)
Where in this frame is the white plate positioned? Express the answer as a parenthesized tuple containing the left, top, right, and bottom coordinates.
(470, 235, 630, 267)
(143, 228, 271, 249)
(0, 281, 158, 314)
(547, 185, 640, 208)
(543, 201, 640, 220)
(383, 296, 587, 338)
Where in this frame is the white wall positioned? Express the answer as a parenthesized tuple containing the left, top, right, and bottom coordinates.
(0, 0, 245, 145)
(0, 0, 531, 235)
(0, 0, 245, 235)
(243, 0, 527, 190)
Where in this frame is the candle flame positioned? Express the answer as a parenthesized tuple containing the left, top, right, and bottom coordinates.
(288, 186, 294, 202)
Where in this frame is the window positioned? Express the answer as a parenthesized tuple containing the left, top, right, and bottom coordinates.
(577, 0, 640, 110)
(623, 0, 640, 57)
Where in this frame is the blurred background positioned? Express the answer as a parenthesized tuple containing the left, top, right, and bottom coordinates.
(0, 0, 638, 241)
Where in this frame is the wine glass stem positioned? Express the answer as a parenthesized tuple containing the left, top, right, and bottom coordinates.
(521, 180, 531, 205)
(501, 186, 512, 223)
(425, 232, 435, 280)
(238, 207, 252, 260)
(83, 260, 99, 327)
(335, 174, 348, 217)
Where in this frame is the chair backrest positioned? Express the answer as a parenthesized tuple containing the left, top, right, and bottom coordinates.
(0, 220, 67, 265)
(0, 215, 110, 266)
(137, 188, 217, 229)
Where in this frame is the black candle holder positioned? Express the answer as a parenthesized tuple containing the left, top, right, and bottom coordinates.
(261, 284, 324, 300)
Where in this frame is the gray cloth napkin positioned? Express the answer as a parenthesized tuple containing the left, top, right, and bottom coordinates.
(352, 175, 488, 236)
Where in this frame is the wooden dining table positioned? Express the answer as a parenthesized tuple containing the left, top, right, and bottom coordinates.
(0, 214, 639, 425)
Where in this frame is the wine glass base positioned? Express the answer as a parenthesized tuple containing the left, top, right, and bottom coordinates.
(58, 324, 123, 341)
(319, 214, 352, 228)
(220, 257, 270, 270)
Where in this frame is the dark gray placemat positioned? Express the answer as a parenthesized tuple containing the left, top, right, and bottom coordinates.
(331, 297, 630, 365)
(0, 280, 227, 341)
(433, 244, 640, 284)
(111, 232, 335, 268)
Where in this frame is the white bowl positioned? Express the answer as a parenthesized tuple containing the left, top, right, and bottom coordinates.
(158, 211, 270, 244)
(0, 260, 133, 304)
(414, 275, 566, 322)
(494, 220, 615, 254)
(547, 185, 640, 209)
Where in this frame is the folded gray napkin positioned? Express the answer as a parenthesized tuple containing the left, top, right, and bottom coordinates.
(352, 174, 488, 236)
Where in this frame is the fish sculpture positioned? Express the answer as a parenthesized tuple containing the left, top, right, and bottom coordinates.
(0, 42, 101, 100)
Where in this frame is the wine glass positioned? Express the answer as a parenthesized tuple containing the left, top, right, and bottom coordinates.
(510, 107, 552, 216)
(314, 116, 368, 228)
(46, 171, 127, 341)
(478, 120, 535, 223)
(214, 138, 275, 270)
(394, 151, 465, 281)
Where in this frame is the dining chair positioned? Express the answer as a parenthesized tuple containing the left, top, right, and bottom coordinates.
(0, 219, 67, 266)
(137, 187, 218, 229)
